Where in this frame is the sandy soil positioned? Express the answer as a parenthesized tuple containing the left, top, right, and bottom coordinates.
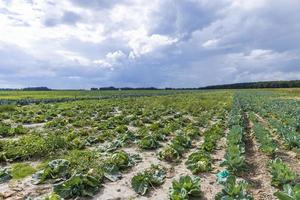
(0, 177, 51, 200)
(0, 161, 50, 200)
(93, 120, 227, 200)
(277, 96, 300, 100)
(23, 122, 46, 128)
(199, 128, 228, 200)
(94, 137, 204, 200)
(243, 113, 276, 200)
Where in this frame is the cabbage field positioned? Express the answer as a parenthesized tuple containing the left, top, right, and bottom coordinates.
(0, 89, 299, 200)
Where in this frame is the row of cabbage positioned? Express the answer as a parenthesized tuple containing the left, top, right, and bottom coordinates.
(216, 94, 253, 199)
(237, 91, 300, 150)
(238, 92, 300, 200)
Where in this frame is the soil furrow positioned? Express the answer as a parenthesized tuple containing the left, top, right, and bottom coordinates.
(242, 113, 275, 200)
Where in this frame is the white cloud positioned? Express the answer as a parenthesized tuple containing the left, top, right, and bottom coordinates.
(0, 0, 300, 88)
(227, 49, 299, 64)
(93, 50, 126, 70)
(126, 28, 178, 58)
(56, 50, 92, 66)
(228, 0, 268, 11)
(202, 38, 219, 48)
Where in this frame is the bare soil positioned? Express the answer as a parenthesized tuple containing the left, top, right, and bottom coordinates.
(93, 122, 227, 200)
(0, 177, 51, 200)
(242, 113, 276, 200)
(94, 136, 205, 200)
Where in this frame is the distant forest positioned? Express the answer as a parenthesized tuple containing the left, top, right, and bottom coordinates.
(91, 80, 300, 90)
(200, 80, 300, 89)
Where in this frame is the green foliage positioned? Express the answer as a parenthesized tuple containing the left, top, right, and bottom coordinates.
(107, 150, 131, 170)
(131, 164, 166, 195)
(201, 124, 223, 152)
(158, 132, 192, 162)
(215, 175, 253, 200)
(0, 104, 16, 112)
(268, 118, 300, 150)
(169, 175, 202, 200)
(10, 125, 28, 136)
(0, 123, 28, 137)
(158, 145, 180, 162)
(138, 135, 160, 150)
(44, 192, 63, 200)
(53, 173, 100, 198)
(102, 164, 122, 182)
(227, 126, 244, 148)
(171, 134, 192, 150)
(0, 167, 12, 183)
(185, 151, 211, 174)
(0, 122, 11, 137)
(68, 137, 86, 150)
(2, 134, 46, 160)
(2, 133, 67, 161)
(33, 159, 70, 184)
(250, 114, 277, 156)
(222, 145, 245, 173)
(103, 151, 141, 181)
(268, 159, 296, 187)
(274, 184, 300, 200)
(64, 150, 103, 178)
(11, 163, 36, 180)
(185, 123, 223, 174)
(236, 91, 300, 150)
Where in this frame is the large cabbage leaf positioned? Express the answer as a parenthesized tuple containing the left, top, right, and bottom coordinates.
(0, 167, 12, 183)
(169, 175, 202, 200)
(131, 164, 166, 195)
(215, 175, 253, 200)
(33, 159, 70, 184)
(53, 173, 100, 198)
(274, 184, 300, 200)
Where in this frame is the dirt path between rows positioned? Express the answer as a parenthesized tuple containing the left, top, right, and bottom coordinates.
(242, 113, 276, 200)
(255, 113, 300, 175)
(0, 161, 51, 200)
(0, 177, 51, 200)
(94, 135, 204, 200)
(200, 128, 228, 200)
(93, 119, 227, 200)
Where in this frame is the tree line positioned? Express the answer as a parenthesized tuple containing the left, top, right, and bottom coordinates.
(200, 80, 300, 89)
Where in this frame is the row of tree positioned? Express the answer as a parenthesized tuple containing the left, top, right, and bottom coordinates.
(90, 87, 159, 90)
(91, 80, 300, 90)
(0, 87, 51, 91)
(200, 80, 300, 89)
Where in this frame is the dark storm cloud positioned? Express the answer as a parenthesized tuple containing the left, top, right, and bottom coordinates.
(149, 0, 227, 40)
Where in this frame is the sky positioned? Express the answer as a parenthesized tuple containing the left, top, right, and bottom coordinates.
(0, 0, 300, 89)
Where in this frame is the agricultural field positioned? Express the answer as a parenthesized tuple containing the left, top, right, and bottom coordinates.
(0, 89, 299, 200)
(0, 90, 185, 105)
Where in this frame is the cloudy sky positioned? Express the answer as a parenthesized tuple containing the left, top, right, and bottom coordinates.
(0, 0, 299, 89)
